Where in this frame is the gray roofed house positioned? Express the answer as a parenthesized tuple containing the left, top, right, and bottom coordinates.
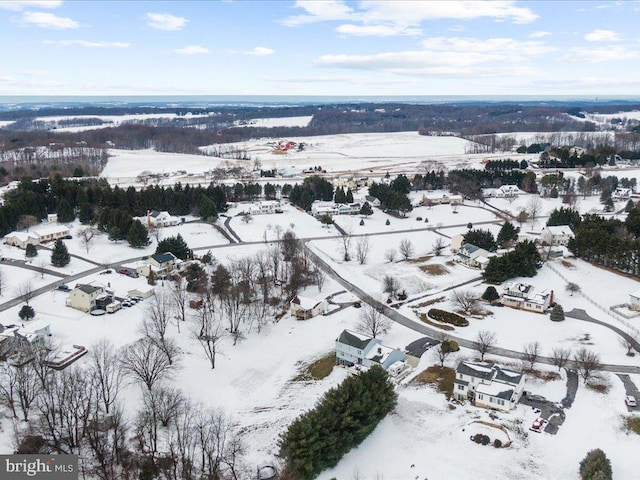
(454, 243, 492, 270)
(66, 284, 105, 313)
(148, 252, 178, 274)
(335, 329, 406, 371)
(454, 361, 525, 412)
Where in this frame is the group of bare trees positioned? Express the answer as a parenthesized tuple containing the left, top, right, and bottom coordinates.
(0, 338, 245, 479)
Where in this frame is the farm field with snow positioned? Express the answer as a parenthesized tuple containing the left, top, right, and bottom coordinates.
(1, 129, 640, 479)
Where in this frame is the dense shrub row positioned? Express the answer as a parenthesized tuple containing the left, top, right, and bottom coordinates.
(279, 366, 397, 480)
(428, 308, 469, 327)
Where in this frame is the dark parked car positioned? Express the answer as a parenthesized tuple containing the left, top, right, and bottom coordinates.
(57, 284, 70, 291)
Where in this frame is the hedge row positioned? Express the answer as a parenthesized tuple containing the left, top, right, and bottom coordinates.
(428, 308, 469, 327)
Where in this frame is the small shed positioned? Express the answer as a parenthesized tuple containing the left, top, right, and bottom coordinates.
(127, 285, 156, 299)
(290, 296, 328, 320)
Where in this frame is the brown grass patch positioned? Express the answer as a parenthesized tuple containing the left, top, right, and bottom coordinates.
(412, 296, 446, 309)
(420, 264, 449, 276)
(293, 352, 335, 381)
(407, 254, 433, 264)
(414, 365, 455, 399)
(418, 313, 454, 331)
(527, 369, 561, 382)
(446, 260, 456, 266)
(625, 416, 640, 435)
(586, 380, 610, 394)
(561, 259, 575, 269)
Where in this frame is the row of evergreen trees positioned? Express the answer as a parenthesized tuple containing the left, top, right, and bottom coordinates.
(482, 240, 542, 284)
(279, 366, 397, 480)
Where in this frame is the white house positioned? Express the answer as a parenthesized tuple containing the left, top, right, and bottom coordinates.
(290, 296, 328, 320)
(4, 224, 70, 249)
(364, 195, 381, 207)
(242, 200, 283, 215)
(66, 284, 104, 312)
(147, 210, 180, 228)
(540, 225, 574, 246)
(613, 187, 633, 200)
(311, 202, 338, 217)
(420, 192, 463, 206)
(483, 185, 521, 198)
(501, 282, 552, 313)
(454, 243, 491, 270)
(147, 252, 178, 275)
(454, 361, 526, 412)
(335, 329, 406, 370)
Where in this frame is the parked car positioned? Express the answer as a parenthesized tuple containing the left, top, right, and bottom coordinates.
(625, 395, 637, 407)
(126, 271, 139, 278)
(117, 269, 129, 275)
(526, 394, 547, 402)
(56, 284, 70, 291)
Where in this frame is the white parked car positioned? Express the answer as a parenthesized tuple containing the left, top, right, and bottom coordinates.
(625, 395, 637, 407)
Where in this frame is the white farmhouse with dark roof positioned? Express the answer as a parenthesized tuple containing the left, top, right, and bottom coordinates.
(147, 252, 178, 275)
(146, 210, 179, 228)
(335, 329, 406, 370)
(454, 243, 491, 270)
(454, 361, 525, 412)
(540, 225, 574, 246)
(501, 282, 552, 313)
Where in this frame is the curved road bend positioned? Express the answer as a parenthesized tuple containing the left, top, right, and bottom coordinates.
(304, 243, 640, 375)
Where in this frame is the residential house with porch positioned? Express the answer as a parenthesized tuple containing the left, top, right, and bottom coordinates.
(540, 225, 574, 246)
(454, 243, 491, 270)
(146, 210, 180, 228)
(147, 252, 178, 277)
(501, 282, 552, 313)
(454, 361, 526, 412)
(4, 224, 71, 249)
(335, 329, 406, 370)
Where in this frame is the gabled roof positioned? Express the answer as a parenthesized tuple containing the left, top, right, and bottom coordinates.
(456, 361, 495, 381)
(476, 382, 514, 400)
(336, 329, 373, 350)
(151, 252, 177, 264)
(291, 295, 324, 310)
(493, 366, 524, 385)
(543, 225, 573, 236)
(76, 284, 102, 294)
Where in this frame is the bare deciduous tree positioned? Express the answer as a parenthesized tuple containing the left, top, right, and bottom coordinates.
(140, 289, 181, 365)
(89, 339, 124, 414)
(475, 330, 497, 361)
(171, 281, 188, 333)
(355, 235, 371, 265)
(192, 296, 224, 369)
(434, 334, 456, 367)
(312, 264, 327, 293)
(619, 334, 639, 356)
(339, 233, 353, 262)
(356, 304, 391, 339)
(565, 282, 581, 296)
(432, 236, 446, 256)
(382, 275, 400, 299)
(399, 238, 414, 260)
(119, 338, 177, 391)
(573, 348, 602, 382)
(15, 280, 36, 305)
(384, 248, 396, 263)
(451, 289, 478, 314)
(522, 341, 541, 370)
(551, 347, 572, 371)
(526, 196, 542, 228)
(0, 363, 19, 419)
(78, 226, 100, 254)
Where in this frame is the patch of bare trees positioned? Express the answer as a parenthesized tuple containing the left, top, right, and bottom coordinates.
(399, 238, 414, 260)
(475, 330, 497, 361)
(551, 347, 572, 371)
(573, 348, 602, 382)
(355, 235, 371, 265)
(119, 338, 178, 391)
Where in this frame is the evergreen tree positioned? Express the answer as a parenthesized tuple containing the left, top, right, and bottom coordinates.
(345, 188, 354, 203)
(463, 229, 497, 252)
(18, 305, 35, 321)
(550, 304, 565, 322)
(279, 366, 397, 480)
(483, 240, 542, 283)
(156, 234, 190, 260)
(51, 239, 70, 267)
(147, 269, 157, 286)
(78, 203, 94, 225)
(547, 207, 581, 230)
(579, 449, 612, 480)
(334, 187, 346, 204)
(496, 221, 520, 248)
(56, 199, 75, 223)
(127, 220, 149, 248)
(319, 214, 333, 227)
(199, 194, 217, 221)
(359, 202, 373, 217)
(482, 286, 499, 302)
(25, 243, 38, 258)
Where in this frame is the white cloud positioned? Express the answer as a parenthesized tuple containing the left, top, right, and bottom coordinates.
(146, 12, 187, 31)
(0, 1, 61, 11)
(530, 31, 551, 38)
(172, 45, 210, 55)
(420, 36, 555, 55)
(230, 46, 275, 56)
(44, 40, 130, 48)
(283, 0, 538, 32)
(561, 45, 638, 62)
(336, 23, 421, 37)
(584, 29, 621, 42)
(22, 11, 78, 28)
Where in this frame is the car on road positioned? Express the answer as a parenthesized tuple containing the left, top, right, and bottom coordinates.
(526, 394, 547, 403)
(117, 269, 129, 275)
(56, 284, 70, 291)
(625, 395, 637, 407)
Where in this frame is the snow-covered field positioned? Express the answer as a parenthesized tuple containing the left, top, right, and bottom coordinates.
(233, 115, 313, 128)
(2, 130, 640, 478)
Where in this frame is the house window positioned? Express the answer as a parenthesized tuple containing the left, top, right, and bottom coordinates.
(489, 397, 494, 403)
(458, 374, 463, 379)
(477, 394, 483, 400)
(457, 384, 465, 391)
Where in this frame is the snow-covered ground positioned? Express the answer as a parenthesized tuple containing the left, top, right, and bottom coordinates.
(233, 115, 313, 128)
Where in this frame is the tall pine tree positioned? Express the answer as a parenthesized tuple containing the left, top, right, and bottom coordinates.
(51, 239, 70, 267)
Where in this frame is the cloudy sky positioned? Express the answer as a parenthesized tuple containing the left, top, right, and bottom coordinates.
(0, 0, 638, 96)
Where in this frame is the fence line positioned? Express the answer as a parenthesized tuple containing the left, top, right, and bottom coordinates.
(545, 262, 640, 337)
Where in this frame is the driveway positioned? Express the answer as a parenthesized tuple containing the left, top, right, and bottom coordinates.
(561, 369, 579, 409)
(519, 395, 566, 435)
(617, 374, 640, 412)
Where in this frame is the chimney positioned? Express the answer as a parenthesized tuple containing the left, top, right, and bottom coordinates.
(550, 290, 554, 306)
